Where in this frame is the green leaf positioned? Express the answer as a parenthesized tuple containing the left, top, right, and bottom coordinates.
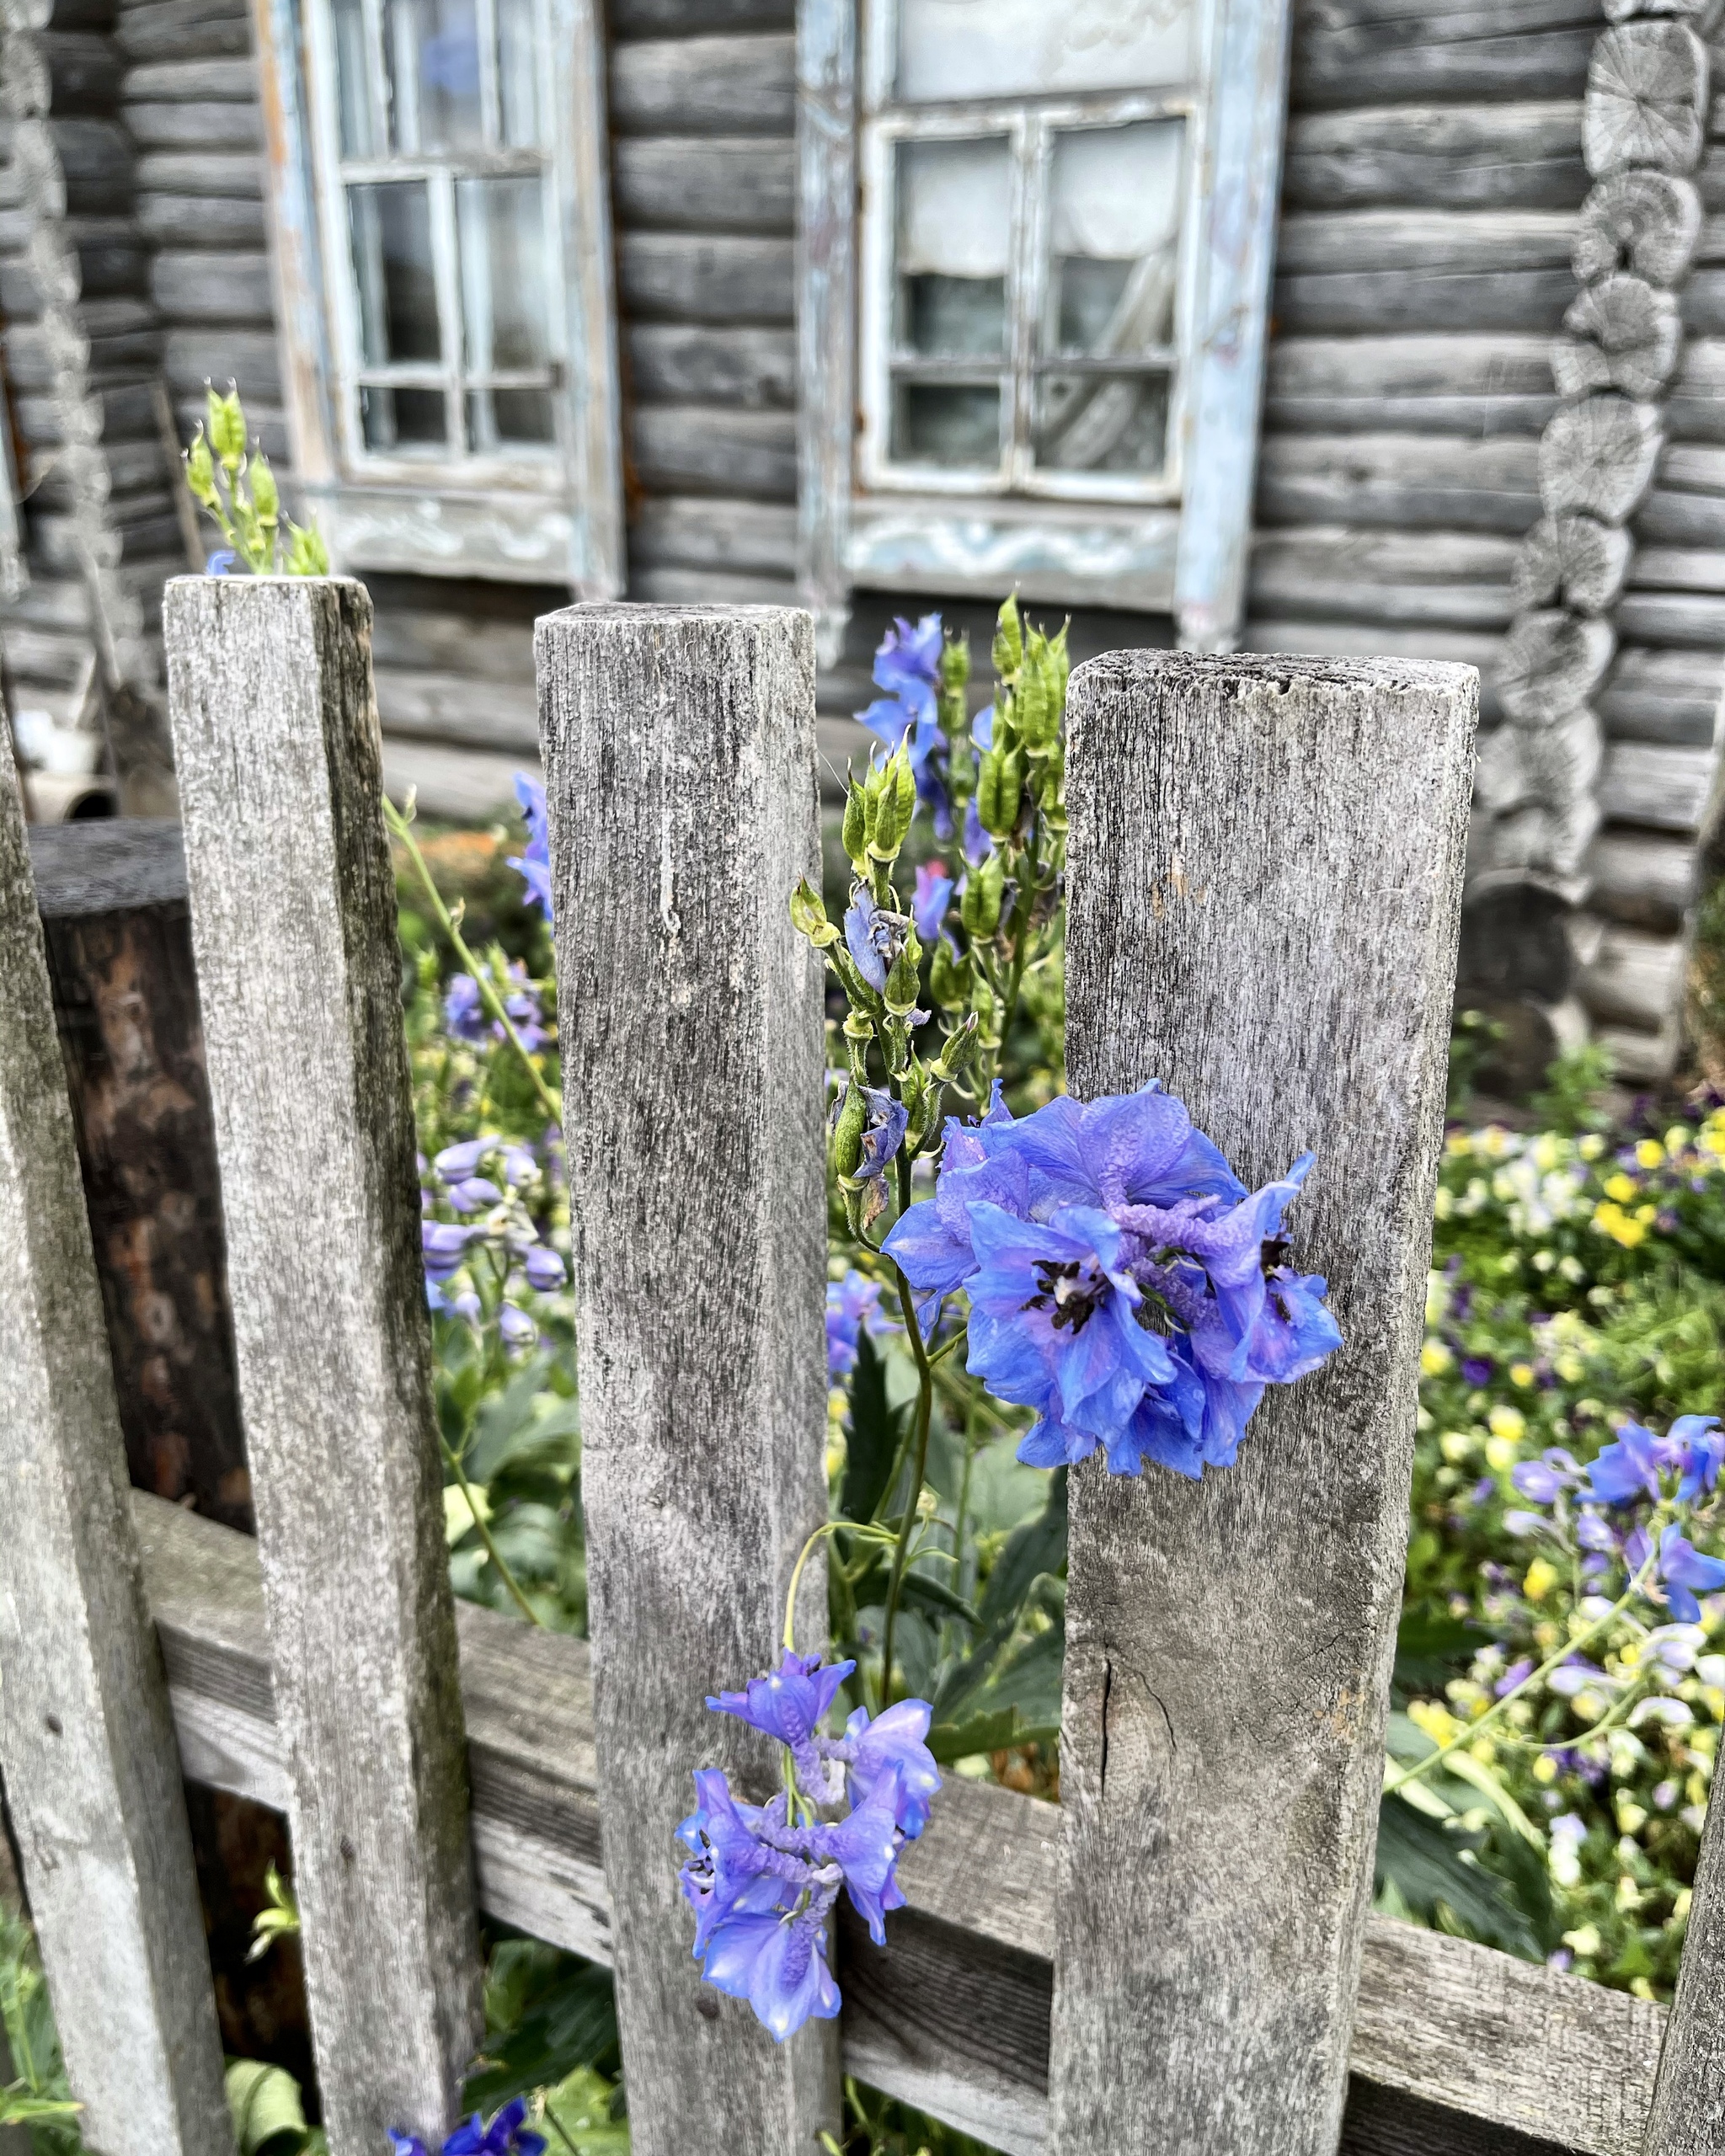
(1374, 1791, 1541, 1960)
(977, 1466, 1066, 1633)
(927, 1704, 1060, 1764)
(899, 1566, 979, 1627)
(465, 1948, 619, 2110)
(542, 2067, 629, 2153)
(1392, 1609, 1490, 1699)
(841, 1330, 905, 1526)
(227, 2058, 309, 2156)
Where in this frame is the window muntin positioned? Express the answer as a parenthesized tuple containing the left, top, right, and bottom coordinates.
(859, 0, 1202, 506)
(311, 0, 565, 474)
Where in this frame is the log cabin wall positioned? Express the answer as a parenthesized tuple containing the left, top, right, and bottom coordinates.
(6, 0, 1725, 1075)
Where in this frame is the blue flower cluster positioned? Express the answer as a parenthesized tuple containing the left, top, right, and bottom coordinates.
(825, 1269, 890, 1381)
(444, 958, 549, 1052)
(857, 614, 949, 836)
(1509, 1416, 1725, 1621)
(419, 1136, 566, 1340)
(389, 2098, 544, 2156)
(884, 1082, 1342, 1479)
(677, 1651, 940, 2040)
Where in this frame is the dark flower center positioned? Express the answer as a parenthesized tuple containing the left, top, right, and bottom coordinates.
(1023, 1257, 1108, 1333)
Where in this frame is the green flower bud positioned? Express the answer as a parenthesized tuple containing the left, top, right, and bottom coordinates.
(790, 875, 841, 947)
(884, 934, 921, 1016)
(841, 776, 868, 867)
(1050, 619, 1071, 712)
(996, 746, 1023, 832)
(976, 749, 1001, 834)
(249, 451, 279, 528)
(992, 592, 1023, 680)
(933, 1012, 980, 1079)
(184, 430, 219, 510)
(285, 520, 330, 576)
(970, 973, 997, 1042)
(940, 632, 969, 693)
(929, 937, 970, 1011)
(961, 851, 1004, 939)
(208, 385, 246, 471)
(1017, 643, 1053, 753)
(831, 1080, 867, 1179)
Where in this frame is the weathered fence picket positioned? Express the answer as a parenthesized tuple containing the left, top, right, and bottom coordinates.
(163, 577, 482, 2153)
(537, 603, 838, 2156)
(0, 734, 233, 2156)
(1052, 654, 1477, 2153)
(1646, 1792, 1725, 2149)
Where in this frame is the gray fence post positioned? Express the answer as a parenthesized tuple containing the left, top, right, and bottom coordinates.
(1647, 1799, 1725, 2144)
(537, 602, 837, 2156)
(1050, 652, 1476, 2154)
(0, 736, 233, 2156)
(163, 577, 481, 2153)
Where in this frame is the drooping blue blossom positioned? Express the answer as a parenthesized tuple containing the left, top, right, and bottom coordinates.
(856, 616, 952, 837)
(498, 1302, 537, 1350)
(422, 1220, 473, 1282)
(1671, 1414, 1725, 1502)
(1512, 1450, 1581, 1505)
(857, 1086, 910, 1183)
(444, 2099, 547, 2156)
(435, 1139, 489, 1182)
(826, 1270, 885, 1380)
(447, 1176, 504, 1215)
(839, 1698, 943, 1838)
(1587, 1422, 1672, 1506)
(1657, 1526, 1725, 1624)
(843, 888, 898, 994)
(499, 959, 550, 1053)
(206, 549, 236, 576)
(883, 1081, 1340, 1478)
(913, 862, 953, 942)
(508, 771, 553, 922)
(444, 971, 489, 1043)
(521, 1241, 566, 1293)
(708, 1649, 855, 1791)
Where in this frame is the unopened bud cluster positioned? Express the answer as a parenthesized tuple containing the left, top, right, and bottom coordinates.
(184, 384, 329, 577)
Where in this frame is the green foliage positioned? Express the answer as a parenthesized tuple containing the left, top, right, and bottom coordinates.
(1447, 1009, 1505, 1121)
(1530, 1043, 1616, 1135)
(246, 1862, 301, 1964)
(0, 1916, 83, 2152)
(184, 386, 328, 575)
(465, 1940, 619, 2111)
(227, 2060, 322, 2156)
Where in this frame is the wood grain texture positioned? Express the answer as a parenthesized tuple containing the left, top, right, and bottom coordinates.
(29, 819, 251, 1529)
(608, 31, 794, 135)
(1538, 392, 1664, 519)
(163, 576, 481, 2155)
(611, 136, 792, 232)
(1557, 272, 1683, 397)
(537, 603, 836, 2156)
(1573, 168, 1702, 282)
(1051, 653, 1477, 2156)
(0, 739, 232, 2156)
(1583, 22, 1710, 179)
(1512, 515, 1635, 613)
(627, 323, 796, 408)
(1281, 102, 1586, 214)
(136, 1481, 1679, 2156)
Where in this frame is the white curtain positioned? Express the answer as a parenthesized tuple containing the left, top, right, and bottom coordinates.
(898, 0, 1197, 104)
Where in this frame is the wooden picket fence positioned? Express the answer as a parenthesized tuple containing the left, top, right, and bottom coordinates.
(2, 583, 1723, 2156)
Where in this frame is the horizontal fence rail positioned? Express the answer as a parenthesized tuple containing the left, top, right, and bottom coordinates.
(132, 1486, 1669, 2156)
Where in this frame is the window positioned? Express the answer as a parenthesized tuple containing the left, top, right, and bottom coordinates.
(256, 0, 622, 587)
(798, 0, 1290, 645)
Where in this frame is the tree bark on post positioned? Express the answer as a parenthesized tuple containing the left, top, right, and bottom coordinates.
(537, 602, 837, 2156)
(164, 575, 481, 2155)
(1049, 651, 1476, 2156)
(0, 735, 232, 2156)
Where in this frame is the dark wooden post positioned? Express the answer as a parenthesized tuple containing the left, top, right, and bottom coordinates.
(165, 575, 482, 2154)
(1050, 652, 1477, 2155)
(537, 602, 838, 2156)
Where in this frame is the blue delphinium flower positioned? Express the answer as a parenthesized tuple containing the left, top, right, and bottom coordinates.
(843, 888, 900, 994)
(1586, 1422, 1664, 1506)
(856, 616, 953, 837)
(521, 1241, 566, 1293)
(913, 862, 953, 942)
(509, 771, 553, 922)
(826, 1270, 884, 1380)
(883, 1080, 1341, 1478)
(444, 971, 489, 1043)
(679, 1650, 941, 2039)
(388, 2100, 546, 2156)
(206, 549, 236, 576)
(1657, 1527, 1725, 1624)
(857, 1086, 910, 1183)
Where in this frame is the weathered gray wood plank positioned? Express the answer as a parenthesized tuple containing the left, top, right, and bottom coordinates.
(612, 136, 792, 231)
(1282, 102, 1585, 212)
(1257, 432, 1541, 533)
(135, 1483, 1678, 2156)
(630, 405, 797, 498)
(537, 602, 835, 2156)
(163, 576, 481, 2155)
(630, 493, 797, 575)
(609, 32, 794, 134)
(618, 232, 793, 322)
(1052, 652, 1476, 2154)
(150, 248, 274, 323)
(627, 323, 796, 407)
(1263, 334, 1559, 435)
(0, 737, 232, 2156)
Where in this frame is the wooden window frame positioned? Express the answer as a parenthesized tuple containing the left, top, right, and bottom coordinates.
(797, 0, 1294, 648)
(250, 0, 625, 591)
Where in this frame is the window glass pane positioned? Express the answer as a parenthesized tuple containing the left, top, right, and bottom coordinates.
(331, 0, 376, 157)
(349, 181, 441, 363)
(895, 136, 1009, 358)
(361, 383, 448, 448)
(497, 0, 542, 146)
(891, 379, 1001, 467)
(1033, 371, 1168, 475)
(897, 0, 1197, 103)
(1048, 121, 1184, 356)
(387, 0, 483, 152)
(467, 387, 555, 448)
(457, 176, 550, 371)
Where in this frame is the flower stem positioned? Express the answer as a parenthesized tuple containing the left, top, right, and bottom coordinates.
(879, 1258, 935, 1707)
(1383, 1528, 1666, 1798)
(383, 793, 563, 1127)
(441, 1437, 544, 1628)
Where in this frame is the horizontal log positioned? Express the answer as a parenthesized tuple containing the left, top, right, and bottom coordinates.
(608, 32, 794, 136)
(0, 623, 98, 688)
(367, 608, 537, 683)
(163, 326, 280, 404)
(124, 100, 260, 151)
(29, 437, 172, 503)
(1574, 169, 1701, 285)
(1615, 590, 1725, 644)
(11, 379, 160, 446)
(150, 248, 274, 324)
(371, 665, 539, 753)
(1274, 211, 1579, 276)
(134, 152, 261, 200)
(1599, 739, 1720, 828)
(115, 0, 252, 62)
(1631, 544, 1725, 589)
(378, 738, 528, 820)
(1600, 643, 1725, 742)
(1292, 18, 1596, 115)
(617, 231, 792, 322)
(1578, 922, 1690, 1029)
(626, 323, 794, 408)
(120, 56, 257, 101)
(1587, 829, 1699, 927)
(1247, 527, 1516, 629)
(627, 563, 799, 605)
(138, 193, 266, 247)
(1263, 334, 1558, 435)
(1257, 433, 1541, 536)
(1279, 102, 1585, 214)
(1675, 269, 1725, 332)
(130, 1486, 1679, 2156)
(30, 507, 184, 570)
(630, 407, 796, 497)
(1667, 337, 1725, 440)
(1639, 487, 1725, 543)
(1596, 1021, 1681, 1084)
(612, 136, 792, 232)
(628, 492, 797, 575)
(1, 319, 159, 391)
(1274, 269, 1575, 336)
(609, 0, 790, 29)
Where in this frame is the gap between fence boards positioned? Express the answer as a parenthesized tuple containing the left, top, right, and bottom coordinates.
(130, 1489, 1666, 2156)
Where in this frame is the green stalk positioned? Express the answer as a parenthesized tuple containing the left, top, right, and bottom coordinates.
(383, 795, 563, 1127)
(441, 1436, 544, 1628)
(879, 1257, 935, 1706)
(1384, 1524, 1666, 1798)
